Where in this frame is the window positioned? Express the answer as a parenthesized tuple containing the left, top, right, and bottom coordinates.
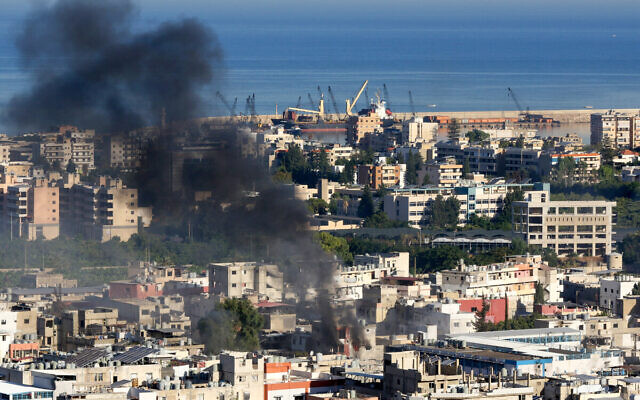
(24, 319, 29, 324)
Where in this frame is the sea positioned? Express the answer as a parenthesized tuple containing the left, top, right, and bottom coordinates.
(2, 8, 640, 143)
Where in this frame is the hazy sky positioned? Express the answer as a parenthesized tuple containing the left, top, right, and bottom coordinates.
(4, 0, 640, 28)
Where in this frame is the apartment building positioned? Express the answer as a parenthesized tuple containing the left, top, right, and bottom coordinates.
(357, 163, 404, 189)
(402, 118, 438, 144)
(439, 255, 541, 310)
(551, 152, 601, 172)
(422, 158, 462, 187)
(590, 111, 640, 148)
(104, 132, 147, 170)
(209, 262, 284, 301)
(383, 181, 541, 228)
(512, 190, 616, 257)
(347, 111, 382, 145)
(39, 129, 95, 171)
(503, 148, 550, 178)
(599, 275, 640, 315)
(336, 252, 410, 300)
(435, 142, 501, 175)
(60, 177, 151, 242)
(327, 144, 354, 165)
(2, 182, 59, 240)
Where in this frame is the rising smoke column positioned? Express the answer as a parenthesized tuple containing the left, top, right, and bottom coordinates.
(7, 0, 365, 353)
(4, 0, 222, 133)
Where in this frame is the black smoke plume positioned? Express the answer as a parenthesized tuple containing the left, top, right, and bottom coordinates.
(8, 0, 365, 354)
(4, 0, 222, 133)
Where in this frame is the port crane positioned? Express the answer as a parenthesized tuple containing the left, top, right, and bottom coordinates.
(346, 80, 368, 116)
(287, 95, 325, 117)
(295, 96, 302, 108)
(507, 87, 531, 122)
(307, 93, 316, 109)
(327, 86, 342, 119)
(215, 91, 238, 116)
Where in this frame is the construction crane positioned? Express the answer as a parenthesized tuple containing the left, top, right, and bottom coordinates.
(346, 80, 368, 116)
(288, 95, 325, 117)
(244, 94, 256, 120)
(215, 91, 238, 116)
(383, 83, 392, 111)
(327, 86, 341, 119)
(408, 90, 416, 117)
(507, 87, 530, 121)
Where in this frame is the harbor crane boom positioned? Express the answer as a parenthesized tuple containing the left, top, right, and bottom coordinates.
(507, 87, 530, 120)
(288, 96, 325, 116)
(295, 96, 302, 108)
(307, 93, 316, 109)
(327, 86, 341, 119)
(346, 80, 368, 116)
(216, 91, 237, 116)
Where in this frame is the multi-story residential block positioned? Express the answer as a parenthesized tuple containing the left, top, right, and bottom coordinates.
(39, 128, 95, 171)
(590, 111, 640, 148)
(209, 262, 284, 301)
(422, 158, 462, 187)
(435, 141, 501, 175)
(503, 148, 550, 178)
(336, 252, 410, 300)
(347, 111, 381, 145)
(357, 163, 404, 189)
(60, 177, 151, 242)
(402, 118, 438, 144)
(512, 190, 616, 257)
(2, 182, 59, 240)
(599, 275, 640, 315)
(104, 132, 148, 170)
(550, 152, 601, 178)
(383, 181, 542, 228)
(327, 144, 354, 165)
(439, 255, 541, 311)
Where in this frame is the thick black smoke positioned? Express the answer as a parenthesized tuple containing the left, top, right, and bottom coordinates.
(4, 0, 222, 133)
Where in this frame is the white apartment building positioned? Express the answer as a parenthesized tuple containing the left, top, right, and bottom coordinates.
(421, 158, 462, 187)
(209, 262, 284, 301)
(591, 111, 640, 148)
(411, 301, 475, 337)
(335, 252, 410, 300)
(512, 190, 616, 257)
(599, 275, 640, 315)
(383, 181, 541, 228)
(402, 118, 438, 144)
(439, 255, 541, 309)
(551, 153, 601, 173)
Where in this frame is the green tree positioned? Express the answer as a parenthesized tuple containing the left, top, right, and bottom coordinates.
(515, 136, 525, 148)
(66, 160, 77, 173)
(357, 186, 375, 218)
(317, 232, 353, 264)
(426, 195, 460, 229)
(534, 282, 546, 304)
(632, 282, 640, 296)
(462, 158, 471, 177)
(363, 211, 408, 229)
(198, 298, 263, 354)
(466, 129, 489, 143)
(473, 298, 490, 332)
(307, 198, 329, 215)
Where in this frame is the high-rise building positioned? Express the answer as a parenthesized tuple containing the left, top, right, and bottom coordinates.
(590, 111, 640, 148)
(512, 189, 615, 257)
